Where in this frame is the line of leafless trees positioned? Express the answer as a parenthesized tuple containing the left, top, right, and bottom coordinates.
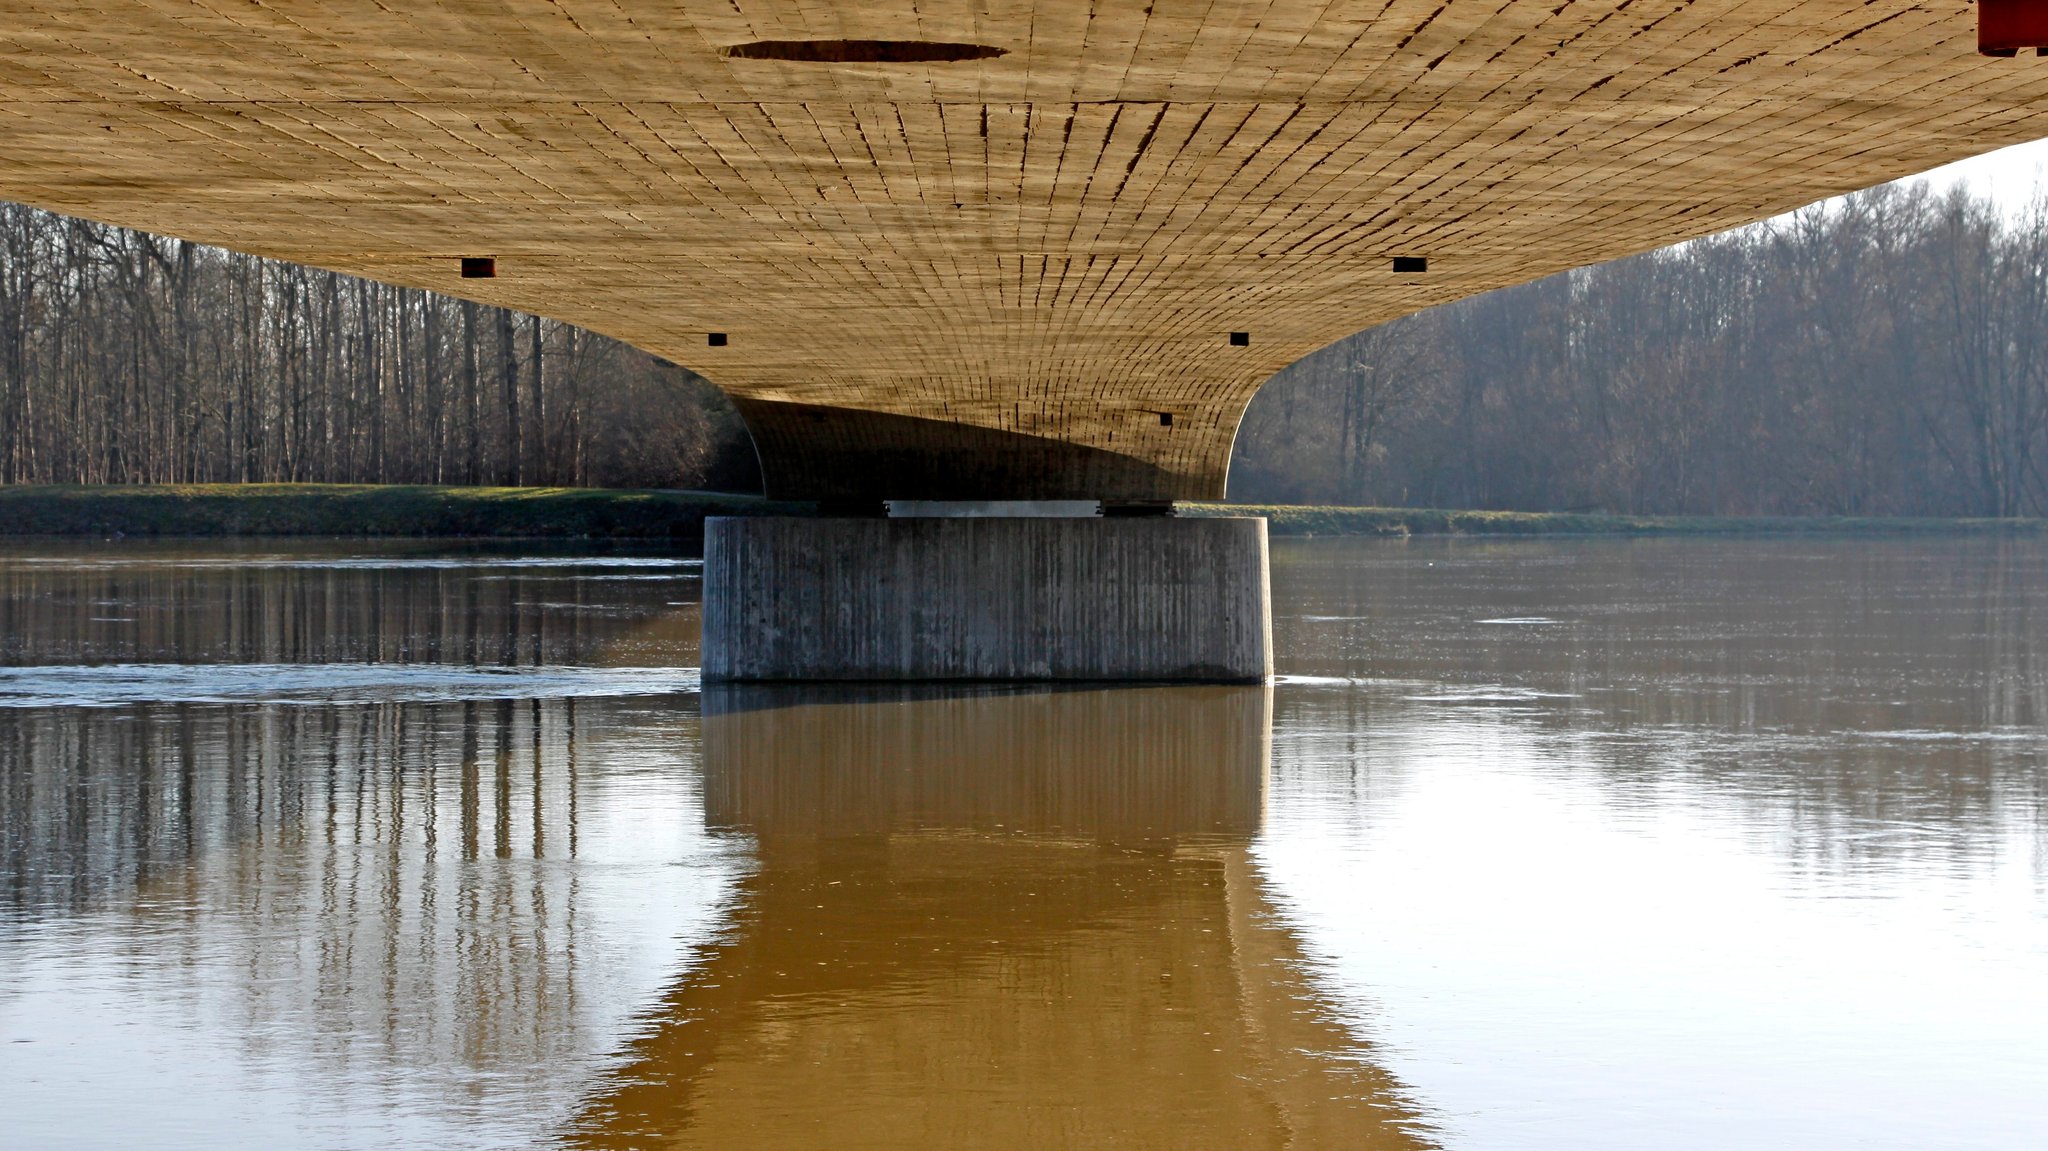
(1235, 180, 2048, 517)
(9, 177, 2048, 516)
(0, 203, 758, 491)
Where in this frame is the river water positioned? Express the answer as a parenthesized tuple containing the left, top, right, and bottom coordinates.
(0, 536, 2043, 1150)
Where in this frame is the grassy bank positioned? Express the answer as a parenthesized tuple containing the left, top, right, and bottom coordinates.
(2, 485, 2041, 540)
(0, 484, 796, 539)
(1186, 503, 2048, 537)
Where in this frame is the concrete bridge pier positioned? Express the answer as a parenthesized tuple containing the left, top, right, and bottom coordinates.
(701, 511, 1271, 683)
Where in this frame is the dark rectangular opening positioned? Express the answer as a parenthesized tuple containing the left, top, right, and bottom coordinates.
(1159, 412, 1173, 427)
(1229, 331, 1250, 347)
(459, 257, 495, 279)
(708, 332, 729, 347)
(1393, 256, 1428, 274)
(1102, 501, 1178, 517)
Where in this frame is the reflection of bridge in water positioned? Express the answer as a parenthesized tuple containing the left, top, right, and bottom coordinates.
(0, 676, 1436, 1147)
(569, 685, 1435, 1150)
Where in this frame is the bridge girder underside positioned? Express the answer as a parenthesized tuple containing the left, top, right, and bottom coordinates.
(2, 2, 2044, 499)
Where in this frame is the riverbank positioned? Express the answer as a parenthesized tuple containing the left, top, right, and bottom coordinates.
(1, 484, 2041, 539)
(1194, 504, 2048, 537)
(0, 484, 795, 539)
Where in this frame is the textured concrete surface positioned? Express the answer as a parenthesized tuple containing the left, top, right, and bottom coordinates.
(4, 4, 2045, 499)
(702, 516, 1271, 681)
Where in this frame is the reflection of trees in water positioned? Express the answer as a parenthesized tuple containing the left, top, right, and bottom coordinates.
(1274, 691, 2046, 886)
(0, 697, 619, 1090)
(0, 546, 684, 667)
(1273, 538, 2048, 884)
(567, 686, 1437, 1151)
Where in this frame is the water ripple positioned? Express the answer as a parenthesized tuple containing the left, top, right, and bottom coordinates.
(8, 555, 699, 572)
(0, 662, 701, 707)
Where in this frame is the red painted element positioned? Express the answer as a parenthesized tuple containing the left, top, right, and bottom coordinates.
(1981, 0, 2048, 57)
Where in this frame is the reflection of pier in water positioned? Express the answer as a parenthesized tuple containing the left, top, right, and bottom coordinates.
(569, 684, 1434, 1150)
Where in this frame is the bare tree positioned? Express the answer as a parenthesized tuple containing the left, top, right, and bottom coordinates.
(0, 202, 760, 492)
(1234, 177, 2048, 518)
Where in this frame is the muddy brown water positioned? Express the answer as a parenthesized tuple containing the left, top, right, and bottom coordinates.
(1, 537, 2043, 1150)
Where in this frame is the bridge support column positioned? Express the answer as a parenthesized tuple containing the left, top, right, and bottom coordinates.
(701, 515, 1271, 682)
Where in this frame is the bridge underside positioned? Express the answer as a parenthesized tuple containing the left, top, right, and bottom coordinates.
(6, 3, 2048, 502)
(736, 400, 1181, 503)
(7, 2, 2047, 677)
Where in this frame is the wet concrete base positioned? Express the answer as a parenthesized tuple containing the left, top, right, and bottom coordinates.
(700, 515, 1272, 682)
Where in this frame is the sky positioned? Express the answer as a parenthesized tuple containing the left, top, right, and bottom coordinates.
(1853, 134, 2048, 211)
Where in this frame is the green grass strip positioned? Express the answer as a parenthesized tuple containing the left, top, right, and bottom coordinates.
(0, 483, 798, 538)
(3, 486, 2038, 539)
